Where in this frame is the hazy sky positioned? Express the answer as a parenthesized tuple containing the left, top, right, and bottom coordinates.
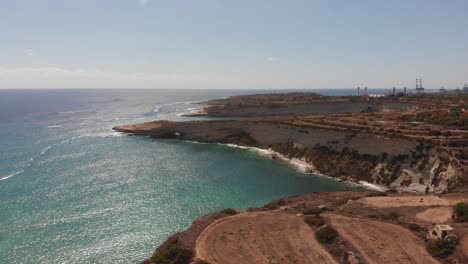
(1, 0, 467, 89)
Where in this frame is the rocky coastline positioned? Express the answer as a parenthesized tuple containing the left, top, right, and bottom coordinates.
(115, 92, 467, 264)
(114, 117, 464, 194)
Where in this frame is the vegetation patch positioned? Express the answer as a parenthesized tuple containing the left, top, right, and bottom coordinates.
(304, 215, 325, 228)
(408, 223, 423, 232)
(316, 225, 339, 244)
(426, 239, 457, 259)
(220, 208, 238, 216)
(303, 208, 322, 215)
(151, 237, 193, 264)
(453, 202, 468, 223)
(195, 260, 210, 264)
(367, 211, 400, 221)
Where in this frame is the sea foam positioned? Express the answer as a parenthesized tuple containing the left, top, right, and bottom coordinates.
(0, 170, 24, 181)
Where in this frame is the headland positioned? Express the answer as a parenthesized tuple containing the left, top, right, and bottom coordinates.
(115, 92, 468, 263)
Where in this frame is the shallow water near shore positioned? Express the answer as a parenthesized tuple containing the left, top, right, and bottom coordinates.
(0, 89, 364, 263)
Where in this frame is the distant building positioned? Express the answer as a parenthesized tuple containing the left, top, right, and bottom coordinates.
(415, 78, 425, 93)
(363, 93, 386, 98)
(428, 225, 454, 239)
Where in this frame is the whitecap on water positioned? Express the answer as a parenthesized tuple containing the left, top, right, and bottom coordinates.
(0, 170, 24, 181)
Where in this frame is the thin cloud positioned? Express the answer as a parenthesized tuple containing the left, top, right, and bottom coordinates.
(138, 0, 149, 6)
(267, 57, 279, 62)
(23, 49, 34, 57)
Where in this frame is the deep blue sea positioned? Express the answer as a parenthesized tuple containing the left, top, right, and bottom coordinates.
(0, 89, 371, 263)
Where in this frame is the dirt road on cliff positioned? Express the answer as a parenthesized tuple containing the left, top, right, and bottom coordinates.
(324, 214, 439, 264)
(196, 211, 337, 264)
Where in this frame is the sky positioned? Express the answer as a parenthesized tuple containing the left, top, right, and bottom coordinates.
(0, 0, 467, 89)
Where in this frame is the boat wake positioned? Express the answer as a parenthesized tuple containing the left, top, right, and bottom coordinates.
(0, 170, 24, 181)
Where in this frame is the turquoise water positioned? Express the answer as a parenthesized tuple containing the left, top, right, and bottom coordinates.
(0, 89, 360, 263)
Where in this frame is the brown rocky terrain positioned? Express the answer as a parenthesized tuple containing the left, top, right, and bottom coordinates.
(142, 191, 468, 264)
(117, 92, 468, 263)
(196, 211, 337, 264)
(185, 93, 414, 117)
(114, 115, 466, 193)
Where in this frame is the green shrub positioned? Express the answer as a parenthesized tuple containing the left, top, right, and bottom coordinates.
(426, 239, 456, 259)
(408, 223, 423, 232)
(304, 215, 325, 228)
(220, 208, 237, 216)
(277, 198, 287, 206)
(366, 192, 388, 197)
(316, 226, 339, 244)
(151, 237, 193, 264)
(428, 130, 442, 136)
(453, 202, 468, 222)
(303, 208, 322, 215)
(380, 211, 401, 220)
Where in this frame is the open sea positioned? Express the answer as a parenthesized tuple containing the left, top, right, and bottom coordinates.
(0, 89, 370, 263)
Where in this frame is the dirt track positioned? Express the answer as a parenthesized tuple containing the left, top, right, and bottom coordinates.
(196, 211, 336, 264)
(325, 214, 439, 264)
(416, 206, 453, 223)
(358, 195, 453, 208)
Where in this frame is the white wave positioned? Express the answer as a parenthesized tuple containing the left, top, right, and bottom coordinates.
(93, 131, 126, 138)
(58, 109, 93, 115)
(223, 144, 311, 172)
(62, 131, 125, 143)
(47, 125, 62, 128)
(61, 134, 87, 144)
(114, 117, 146, 121)
(218, 143, 379, 191)
(40, 146, 52, 155)
(358, 181, 388, 192)
(0, 170, 24, 181)
(152, 101, 195, 113)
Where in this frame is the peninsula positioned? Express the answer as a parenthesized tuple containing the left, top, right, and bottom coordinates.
(114, 92, 468, 264)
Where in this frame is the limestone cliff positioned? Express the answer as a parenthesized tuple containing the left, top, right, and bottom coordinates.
(114, 119, 465, 193)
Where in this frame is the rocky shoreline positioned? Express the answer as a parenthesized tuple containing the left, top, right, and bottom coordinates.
(113, 117, 463, 194)
(115, 92, 467, 264)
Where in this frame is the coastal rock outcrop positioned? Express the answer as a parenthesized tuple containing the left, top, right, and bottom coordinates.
(114, 118, 464, 193)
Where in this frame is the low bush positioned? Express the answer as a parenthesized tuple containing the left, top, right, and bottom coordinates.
(381, 211, 401, 220)
(426, 239, 456, 259)
(366, 192, 388, 197)
(408, 223, 423, 232)
(151, 237, 193, 264)
(303, 208, 322, 215)
(316, 226, 339, 244)
(277, 198, 287, 206)
(453, 202, 468, 223)
(220, 208, 237, 216)
(367, 212, 400, 221)
(304, 215, 325, 228)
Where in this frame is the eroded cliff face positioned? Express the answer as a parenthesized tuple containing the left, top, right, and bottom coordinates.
(197, 102, 413, 117)
(269, 142, 462, 193)
(114, 120, 464, 193)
